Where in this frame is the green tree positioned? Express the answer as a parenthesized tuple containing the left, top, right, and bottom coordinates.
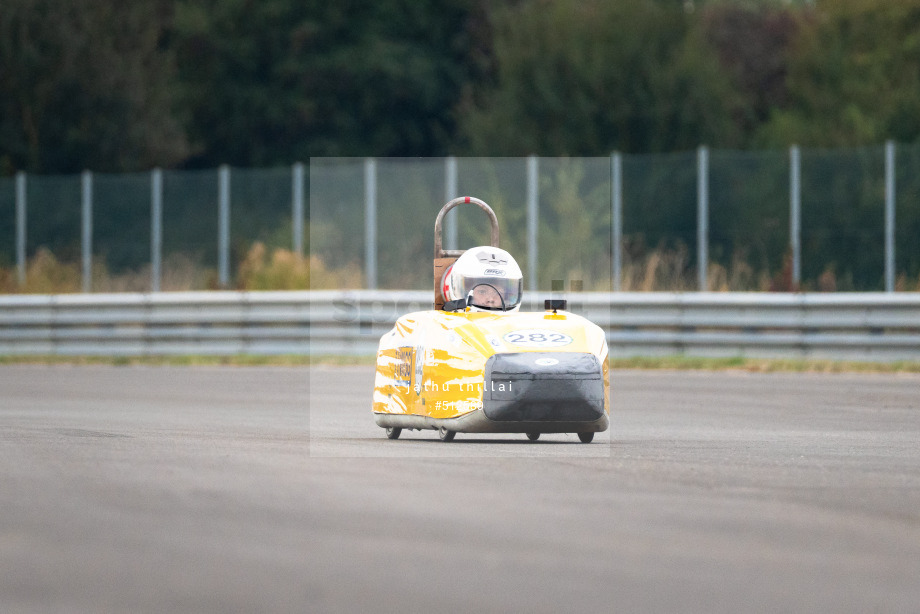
(172, 0, 490, 166)
(0, 0, 188, 173)
(458, 0, 740, 156)
(757, 0, 920, 147)
(698, 2, 799, 144)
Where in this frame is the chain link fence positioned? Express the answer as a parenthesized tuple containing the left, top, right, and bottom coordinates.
(2, 146, 919, 293)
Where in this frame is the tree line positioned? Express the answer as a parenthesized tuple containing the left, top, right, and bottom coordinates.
(2, 0, 919, 175)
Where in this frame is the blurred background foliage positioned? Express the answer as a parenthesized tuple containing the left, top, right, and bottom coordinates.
(3, 0, 920, 293)
(4, 0, 920, 174)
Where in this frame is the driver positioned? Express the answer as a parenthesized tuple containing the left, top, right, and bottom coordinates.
(442, 246, 523, 312)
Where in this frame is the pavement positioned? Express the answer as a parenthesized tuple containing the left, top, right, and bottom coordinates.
(2, 365, 919, 613)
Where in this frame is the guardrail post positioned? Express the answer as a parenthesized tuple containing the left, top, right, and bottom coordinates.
(790, 145, 802, 288)
(697, 146, 709, 291)
(82, 170, 93, 293)
(151, 168, 163, 292)
(611, 152, 623, 292)
(527, 155, 539, 293)
(218, 165, 230, 288)
(885, 140, 896, 292)
(444, 156, 458, 251)
(15, 171, 26, 285)
(293, 162, 305, 256)
(364, 158, 377, 290)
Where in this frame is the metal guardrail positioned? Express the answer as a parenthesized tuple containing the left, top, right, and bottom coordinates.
(1, 291, 919, 361)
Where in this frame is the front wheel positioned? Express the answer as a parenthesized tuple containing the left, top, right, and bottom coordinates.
(385, 427, 401, 440)
(526, 432, 540, 441)
(438, 427, 456, 442)
(577, 432, 594, 443)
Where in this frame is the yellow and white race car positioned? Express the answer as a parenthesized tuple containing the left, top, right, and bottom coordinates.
(372, 197, 609, 442)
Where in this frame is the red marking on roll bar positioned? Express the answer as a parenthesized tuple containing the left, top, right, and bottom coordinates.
(464, 196, 470, 203)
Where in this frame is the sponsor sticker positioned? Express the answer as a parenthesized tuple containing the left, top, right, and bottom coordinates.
(502, 329, 573, 348)
(483, 268, 504, 276)
(414, 344, 425, 394)
(535, 357, 560, 366)
(395, 346, 413, 389)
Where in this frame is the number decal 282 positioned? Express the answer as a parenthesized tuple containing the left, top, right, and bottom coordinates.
(502, 329, 573, 347)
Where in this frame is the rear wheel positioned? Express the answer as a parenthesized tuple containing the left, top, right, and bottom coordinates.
(577, 432, 594, 443)
(526, 432, 540, 441)
(438, 427, 456, 442)
(385, 427, 401, 440)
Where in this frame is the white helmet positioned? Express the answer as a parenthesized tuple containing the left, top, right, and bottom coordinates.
(442, 246, 523, 312)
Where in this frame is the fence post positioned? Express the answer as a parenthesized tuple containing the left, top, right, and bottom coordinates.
(790, 145, 801, 289)
(697, 146, 709, 291)
(611, 152, 623, 292)
(444, 156, 458, 251)
(218, 165, 230, 288)
(15, 171, 26, 285)
(151, 168, 163, 292)
(293, 162, 305, 256)
(364, 158, 377, 290)
(82, 170, 93, 293)
(885, 140, 896, 293)
(527, 155, 538, 293)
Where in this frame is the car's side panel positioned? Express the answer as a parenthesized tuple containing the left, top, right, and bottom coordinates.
(373, 312, 487, 420)
(373, 309, 609, 426)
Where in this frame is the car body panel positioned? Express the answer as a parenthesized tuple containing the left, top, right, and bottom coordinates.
(373, 308, 609, 433)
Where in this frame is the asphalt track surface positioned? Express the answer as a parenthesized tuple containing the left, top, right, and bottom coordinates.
(2, 365, 919, 613)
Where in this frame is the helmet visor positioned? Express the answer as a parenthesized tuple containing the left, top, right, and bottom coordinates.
(464, 277, 522, 311)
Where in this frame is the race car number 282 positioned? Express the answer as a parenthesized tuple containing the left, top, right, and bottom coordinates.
(502, 329, 573, 348)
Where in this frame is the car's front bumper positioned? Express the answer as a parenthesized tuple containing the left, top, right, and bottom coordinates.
(374, 351, 608, 434)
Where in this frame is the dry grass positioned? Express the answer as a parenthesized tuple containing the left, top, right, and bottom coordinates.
(238, 242, 309, 290)
(1, 244, 918, 293)
(237, 242, 363, 290)
(0, 248, 82, 293)
(0, 250, 220, 294)
(0, 243, 365, 293)
(1, 353, 918, 373)
(618, 247, 773, 292)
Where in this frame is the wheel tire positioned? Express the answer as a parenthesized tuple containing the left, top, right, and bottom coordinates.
(577, 432, 594, 443)
(385, 427, 401, 440)
(526, 432, 540, 441)
(438, 427, 456, 442)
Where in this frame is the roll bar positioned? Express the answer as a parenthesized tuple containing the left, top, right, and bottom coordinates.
(433, 196, 500, 309)
(433, 196, 500, 258)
